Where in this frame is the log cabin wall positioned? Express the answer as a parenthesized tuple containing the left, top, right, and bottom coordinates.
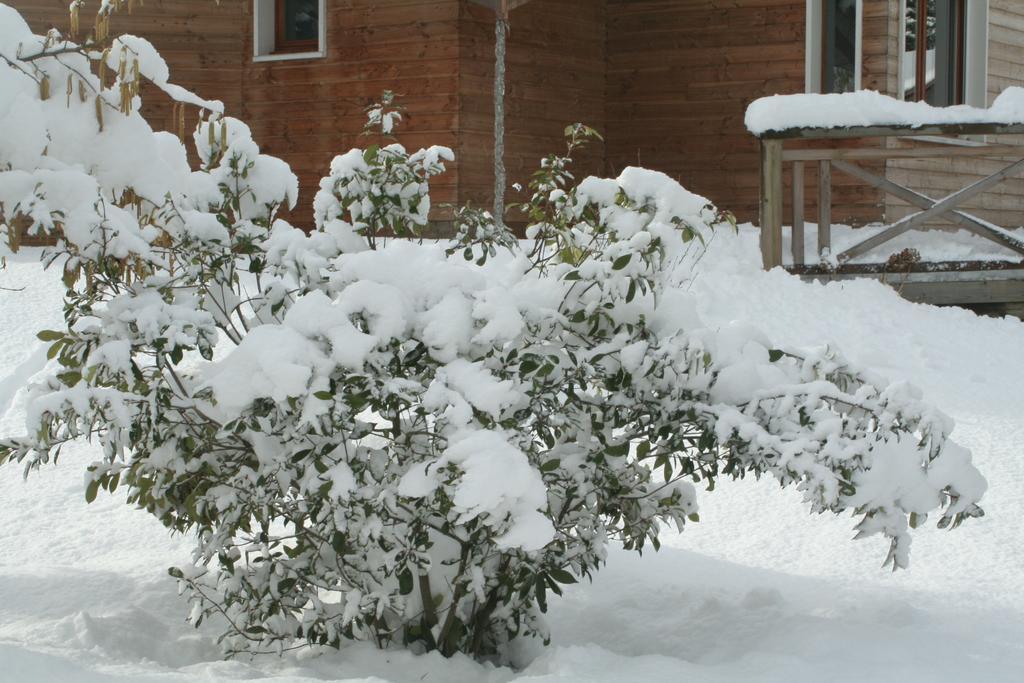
(885, 0, 1024, 232)
(606, 0, 890, 228)
(13, 0, 245, 150)
(241, 0, 463, 229)
(457, 0, 608, 225)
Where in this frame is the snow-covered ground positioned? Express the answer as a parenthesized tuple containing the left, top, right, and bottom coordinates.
(2, 227, 1023, 682)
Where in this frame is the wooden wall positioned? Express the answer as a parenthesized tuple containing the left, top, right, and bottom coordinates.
(606, 0, 800, 225)
(886, 0, 1024, 233)
(12, 0, 245, 149)
(457, 0, 607, 223)
(17, 0, 1024, 244)
(606, 0, 889, 228)
(242, 0, 462, 228)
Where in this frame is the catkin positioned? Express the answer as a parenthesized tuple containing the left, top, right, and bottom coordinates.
(99, 49, 110, 88)
(131, 60, 140, 97)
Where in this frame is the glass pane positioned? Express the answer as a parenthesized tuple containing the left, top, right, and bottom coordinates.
(824, 0, 858, 93)
(930, 0, 961, 105)
(903, 0, 922, 98)
(284, 0, 319, 43)
(904, 1, 962, 105)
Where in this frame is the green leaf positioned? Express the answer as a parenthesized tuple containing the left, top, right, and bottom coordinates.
(398, 569, 414, 596)
(606, 442, 629, 457)
(331, 532, 347, 556)
(540, 459, 561, 473)
(548, 568, 577, 585)
(313, 391, 333, 401)
(687, 513, 700, 523)
(85, 479, 100, 504)
(611, 254, 632, 270)
(768, 349, 785, 362)
(47, 340, 64, 360)
(57, 370, 81, 387)
(36, 330, 64, 342)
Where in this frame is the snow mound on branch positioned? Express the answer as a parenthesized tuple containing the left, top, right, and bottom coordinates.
(105, 35, 223, 114)
(400, 429, 554, 551)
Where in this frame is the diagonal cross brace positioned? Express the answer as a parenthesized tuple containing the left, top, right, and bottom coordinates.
(832, 160, 1024, 259)
(834, 156, 1024, 262)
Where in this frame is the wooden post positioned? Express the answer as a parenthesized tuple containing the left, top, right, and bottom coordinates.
(818, 160, 832, 256)
(759, 138, 784, 269)
(792, 160, 805, 265)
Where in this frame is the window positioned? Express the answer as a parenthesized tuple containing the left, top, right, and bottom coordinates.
(276, 0, 320, 52)
(904, 0, 964, 105)
(806, 1, 863, 94)
(253, 0, 325, 62)
(823, 0, 858, 93)
(902, 0, 987, 107)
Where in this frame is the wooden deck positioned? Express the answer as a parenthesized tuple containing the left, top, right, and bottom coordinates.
(791, 260, 1024, 306)
(756, 122, 1024, 307)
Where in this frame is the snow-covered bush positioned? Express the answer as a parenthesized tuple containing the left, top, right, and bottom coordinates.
(0, 3, 987, 663)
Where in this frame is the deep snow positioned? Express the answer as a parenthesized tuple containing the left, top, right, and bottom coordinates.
(2, 227, 1024, 682)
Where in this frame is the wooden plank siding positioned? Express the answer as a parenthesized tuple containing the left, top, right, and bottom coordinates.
(885, 0, 1024, 233)
(11, 0, 1024, 241)
(457, 0, 607, 225)
(242, 1, 463, 228)
(606, 0, 891, 227)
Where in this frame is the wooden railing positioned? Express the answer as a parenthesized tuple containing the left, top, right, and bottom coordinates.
(757, 122, 1024, 270)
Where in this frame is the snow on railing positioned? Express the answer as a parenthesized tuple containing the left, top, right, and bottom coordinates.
(746, 88, 1024, 138)
(747, 90, 1024, 270)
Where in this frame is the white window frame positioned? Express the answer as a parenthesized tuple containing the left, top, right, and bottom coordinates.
(963, 0, 989, 107)
(897, 0, 988, 107)
(253, 0, 327, 63)
(806, 0, 863, 94)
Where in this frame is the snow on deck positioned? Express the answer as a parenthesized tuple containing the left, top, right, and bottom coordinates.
(766, 221, 1024, 267)
(745, 87, 1024, 136)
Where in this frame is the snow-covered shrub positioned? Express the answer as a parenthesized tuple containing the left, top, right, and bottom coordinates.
(0, 3, 986, 663)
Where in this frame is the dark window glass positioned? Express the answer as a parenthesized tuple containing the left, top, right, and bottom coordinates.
(823, 0, 858, 93)
(905, 0, 965, 105)
(282, 0, 318, 45)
